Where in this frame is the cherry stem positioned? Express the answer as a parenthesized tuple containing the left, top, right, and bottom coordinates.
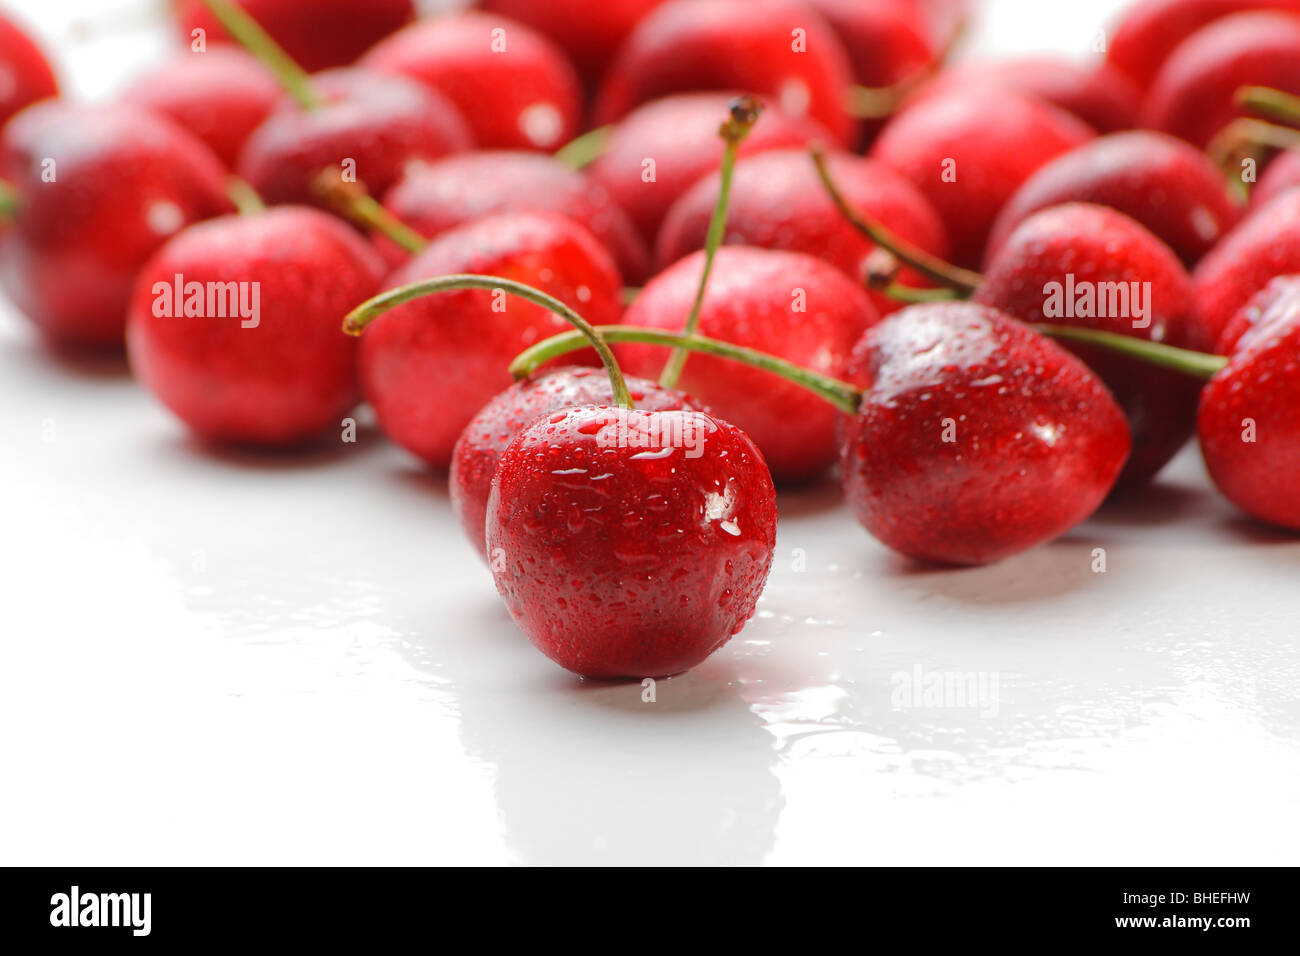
(659, 96, 763, 390)
(311, 171, 427, 254)
(199, 0, 322, 110)
(811, 146, 983, 294)
(511, 325, 864, 417)
(343, 274, 636, 409)
(883, 283, 962, 304)
(1237, 85, 1300, 126)
(0, 178, 19, 220)
(1036, 325, 1228, 379)
(553, 125, 612, 169)
(226, 176, 265, 215)
(1208, 118, 1300, 176)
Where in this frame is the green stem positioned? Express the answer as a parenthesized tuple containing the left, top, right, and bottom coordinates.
(1036, 325, 1228, 379)
(511, 325, 863, 417)
(1208, 118, 1300, 173)
(311, 171, 427, 254)
(659, 96, 763, 389)
(226, 176, 265, 215)
(1237, 85, 1300, 125)
(343, 274, 635, 408)
(883, 283, 962, 304)
(553, 125, 612, 169)
(812, 146, 983, 295)
(200, 0, 322, 110)
(0, 178, 19, 220)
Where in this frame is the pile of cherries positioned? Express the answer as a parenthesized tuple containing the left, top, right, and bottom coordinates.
(3, 0, 1300, 681)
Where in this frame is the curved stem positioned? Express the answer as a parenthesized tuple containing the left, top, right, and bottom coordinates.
(226, 176, 265, 215)
(343, 274, 635, 408)
(883, 283, 962, 304)
(660, 96, 763, 389)
(812, 146, 983, 294)
(312, 171, 427, 254)
(554, 125, 612, 170)
(0, 178, 19, 220)
(1036, 325, 1228, 380)
(1208, 117, 1300, 175)
(199, 0, 321, 110)
(511, 325, 863, 417)
(1237, 85, 1300, 126)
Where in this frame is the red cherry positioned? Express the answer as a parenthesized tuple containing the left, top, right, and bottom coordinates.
(1252, 149, 1300, 209)
(120, 48, 281, 169)
(360, 12, 582, 153)
(656, 148, 949, 317)
(451, 366, 703, 558)
(1198, 278, 1300, 528)
(0, 102, 231, 349)
(1143, 11, 1300, 149)
(0, 11, 58, 129)
(840, 302, 1131, 565)
(975, 203, 1201, 487)
(1105, 0, 1300, 92)
(986, 130, 1243, 268)
(585, 91, 828, 246)
(617, 246, 880, 482)
(593, 0, 856, 146)
(871, 88, 1094, 268)
(804, 0, 936, 88)
(1194, 188, 1300, 351)
(376, 151, 649, 282)
(480, 0, 667, 86)
(236, 67, 472, 209)
(486, 404, 777, 679)
(126, 207, 383, 444)
(175, 0, 414, 73)
(359, 212, 624, 468)
(1216, 274, 1300, 354)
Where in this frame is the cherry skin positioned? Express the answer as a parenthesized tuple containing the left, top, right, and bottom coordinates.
(236, 68, 472, 209)
(594, 0, 857, 146)
(451, 366, 703, 559)
(975, 203, 1201, 488)
(376, 151, 649, 282)
(656, 148, 949, 317)
(486, 404, 777, 679)
(840, 302, 1132, 566)
(1216, 274, 1300, 354)
(585, 91, 829, 247)
(480, 0, 667, 87)
(360, 12, 582, 154)
(175, 0, 414, 73)
(985, 131, 1243, 268)
(870, 88, 1094, 268)
(126, 207, 385, 445)
(120, 48, 281, 169)
(1194, 188, 1300, 352)
(1143, 11, 1300, 149)
(804, 0, 936, 89)
(0, 102, 231, 350)
(359, 212, 624, 469)
(617, 246, 881, 483)
(0, 10, 58, 129)
(1198, 279, 1300, 529)
(1252, 150, 1300, 210)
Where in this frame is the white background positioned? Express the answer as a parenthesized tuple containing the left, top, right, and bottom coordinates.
(1, 0, 1297, 866)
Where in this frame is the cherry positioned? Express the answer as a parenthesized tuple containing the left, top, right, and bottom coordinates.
(0, 10, 58, 129)
(593, 0, 857, 146)
(985, 130, 1243, 268)
(1198, 277, 1300, 529)
(656, 147, 949, 317)
(126, 206, 383, 444)
(355, 212, 624, 468)
(175, 0, 414, 73)
(585, 92, 828, 246)
(840, 302, 1131, 565)
(804, 0, 936, 90)
(870, 87, 1094, 268)
(616, 246, 880, 483)
(1216, 274, 1300, 353)
(375, 150, 649, 282)
(975, 203, 1202, 487)
(480, 0, 667, 87)
(1253, 149, 1300, 209)
(451, 366, 703, 559)
(0, 102, 231, 350)
(120, 47, 281, 168)
(1143, 10, 1300, 149)
(1194, 187, 1300, 351)
(360, 12, 582, 153)
(236, 67, 472, 209)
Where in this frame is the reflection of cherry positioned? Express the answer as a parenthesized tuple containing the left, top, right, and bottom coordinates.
(0, 10, 58, 129)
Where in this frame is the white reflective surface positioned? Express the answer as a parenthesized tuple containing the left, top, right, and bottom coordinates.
(1, 0, 1297, 866)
